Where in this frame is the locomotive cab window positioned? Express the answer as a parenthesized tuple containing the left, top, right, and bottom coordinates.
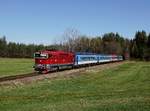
(34, 53, 48, 59)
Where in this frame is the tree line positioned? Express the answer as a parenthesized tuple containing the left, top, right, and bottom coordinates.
(0, 30, 150, 60)
(0, 37, 61, 58)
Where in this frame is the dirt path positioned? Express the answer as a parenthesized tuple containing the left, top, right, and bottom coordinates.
(0, 61, 129, 86)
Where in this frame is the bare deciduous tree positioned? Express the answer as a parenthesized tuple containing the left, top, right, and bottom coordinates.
(62, 28, 81, 52)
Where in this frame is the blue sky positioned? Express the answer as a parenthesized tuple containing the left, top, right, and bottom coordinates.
(0, 0, 150, 45)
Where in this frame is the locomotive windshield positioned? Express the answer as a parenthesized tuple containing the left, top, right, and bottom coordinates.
(34, 53, 48, 59)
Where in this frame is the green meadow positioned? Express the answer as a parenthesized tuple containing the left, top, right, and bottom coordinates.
(0, 58, 34, 77)
(0, 61, 150, 111)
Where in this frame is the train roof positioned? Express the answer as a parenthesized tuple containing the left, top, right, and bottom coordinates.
(75, 52, 117, 56)
(35, 50, 120, 56)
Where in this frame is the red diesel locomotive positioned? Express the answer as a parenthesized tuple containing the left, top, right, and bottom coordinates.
(34, 50, 74, 73)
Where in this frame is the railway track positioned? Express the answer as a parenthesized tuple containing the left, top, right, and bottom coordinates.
(0, 72, 39, 82)
(0, 67, 81, 83)
(0, 61, 125, 83)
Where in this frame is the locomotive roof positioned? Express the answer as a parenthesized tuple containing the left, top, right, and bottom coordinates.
(37, 50, 73, 54)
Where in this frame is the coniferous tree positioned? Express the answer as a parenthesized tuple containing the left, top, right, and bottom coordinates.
(0, 36, 7, 57)
(135, 31, 147, 58)
(131, 41, 138, 58)
(148, 34, 150, 48)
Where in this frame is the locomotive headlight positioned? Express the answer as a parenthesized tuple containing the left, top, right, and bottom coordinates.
(46, 64, 50, 68)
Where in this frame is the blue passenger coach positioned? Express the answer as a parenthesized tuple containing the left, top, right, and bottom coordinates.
(74, 52, 98, 65)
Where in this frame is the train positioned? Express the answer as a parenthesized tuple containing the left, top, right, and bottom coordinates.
(34, 50, 123, 73)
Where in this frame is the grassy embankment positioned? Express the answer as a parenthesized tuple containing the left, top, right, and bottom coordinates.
(0, 61, 150, 111)
(0, 58, 34, 77)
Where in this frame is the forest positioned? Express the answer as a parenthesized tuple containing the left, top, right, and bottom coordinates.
(0, 30, 150, 60)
